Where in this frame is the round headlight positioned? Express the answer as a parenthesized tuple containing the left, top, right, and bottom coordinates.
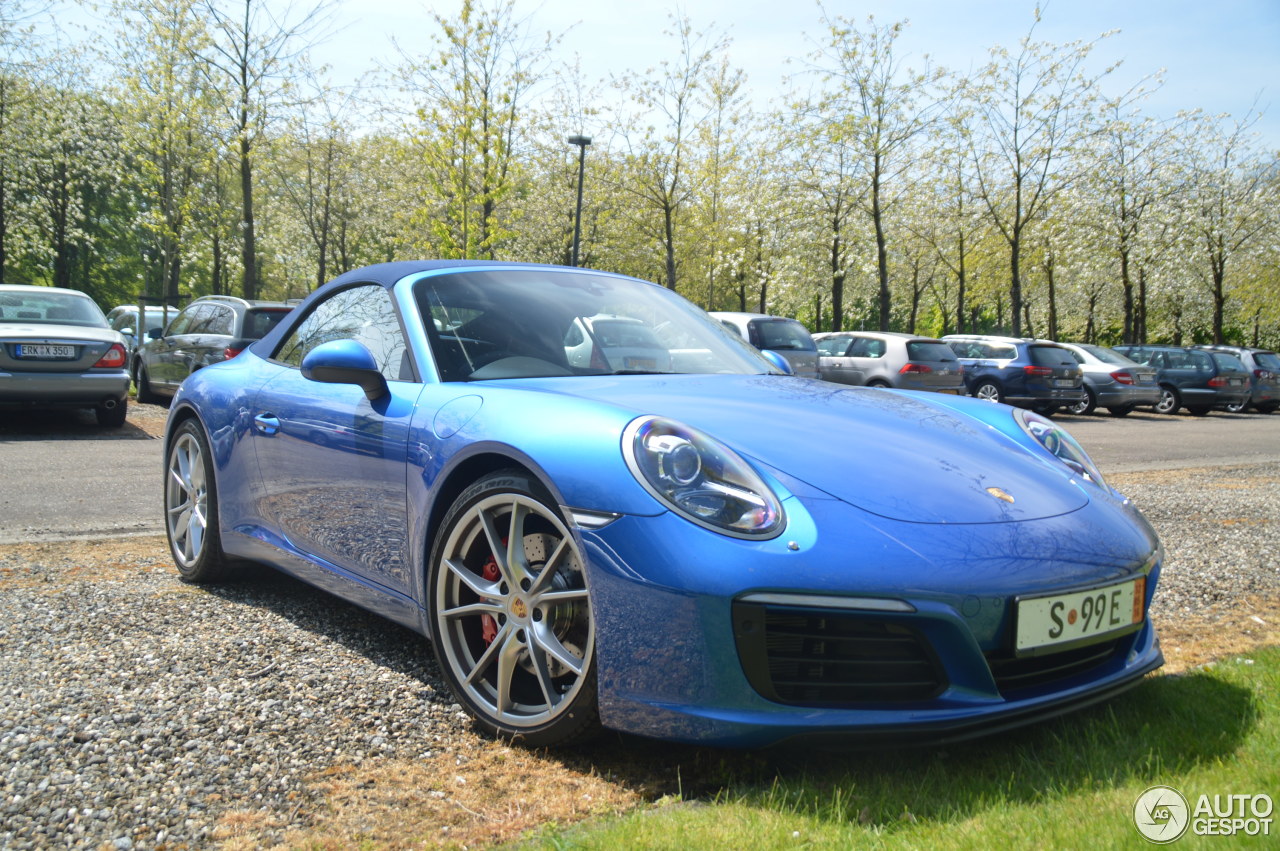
(623, 416, 785, 538)
(1015, 409, 1108, 488)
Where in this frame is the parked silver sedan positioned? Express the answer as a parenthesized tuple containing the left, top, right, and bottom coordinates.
(1056, 342, 1160, 417)
(814, 331, 965, 393)
(0, 284, 130, 427)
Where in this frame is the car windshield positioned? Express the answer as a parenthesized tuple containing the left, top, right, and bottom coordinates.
(244, 309, 292, 340)
(415, 269, 773, 381)
(752, 318, 815, 352)
(1210, 352, 1246, 372)
(906, 341, 957, 362)
(1078, 344, 1135, 366)
(1029, 345, 1076, 367)
(0, 291, 106, 327)
(1254, 352, 1280, 371)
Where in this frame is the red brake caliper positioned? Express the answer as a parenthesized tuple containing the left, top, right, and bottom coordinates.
(480, 548, 503, 645)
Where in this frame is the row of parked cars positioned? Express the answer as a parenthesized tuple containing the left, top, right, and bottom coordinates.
(712, 311, 1278, 417)
(3, 286, 1276, 430)
(1, 286, 295, 427)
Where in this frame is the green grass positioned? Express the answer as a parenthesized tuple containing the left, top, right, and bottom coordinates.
(520, 648, 1280, 849)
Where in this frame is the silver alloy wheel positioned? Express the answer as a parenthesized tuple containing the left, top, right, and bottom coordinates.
(1225, 399, 1248, 413)
(1155, 387, 1179, 415)
(166, 431, 208, 567)
(974, 382, 1002, 402)
(1067, 386, 1096, 416)
(434, 491, 593, 732)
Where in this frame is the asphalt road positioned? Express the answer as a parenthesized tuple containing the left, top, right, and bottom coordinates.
(0, 402, 1276, 544)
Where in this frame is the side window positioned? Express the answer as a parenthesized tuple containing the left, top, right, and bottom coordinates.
(165, 305, 199, 336)
(274, 285, 411, 381)
(867, 339, 886, 358)
(206, 305, 235, 336)
(817, 337, 847, 356)
(848, 338, 870, 358)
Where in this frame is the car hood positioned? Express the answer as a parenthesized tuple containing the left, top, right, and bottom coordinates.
(514, 374, 1090, 524)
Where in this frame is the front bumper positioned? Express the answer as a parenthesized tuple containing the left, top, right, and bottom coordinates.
(0, 370, 130, 408)
(582, 491, 1163, 747)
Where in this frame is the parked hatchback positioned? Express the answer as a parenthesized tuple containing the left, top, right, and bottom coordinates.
(0, 284, 130, 426)
(709, 312, 819, 379)
(135, 295, 294, 402)
(942, 335, 1082, 414)
(813, 331, 964, 393)
(1112, 345, 1250, 415)
(1194, 345, 1279, 414)
(1055, 343, 1160, 417)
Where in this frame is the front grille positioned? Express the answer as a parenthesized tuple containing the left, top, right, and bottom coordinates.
(986, 638, 1125, 694)
(733, 602, 947, 706)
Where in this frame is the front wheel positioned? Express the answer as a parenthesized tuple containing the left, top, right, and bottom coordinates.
(1225, 399, 1249, 414)
(429, 470, 598, 747)
(136, 366, 161, 404)
(165, 419, 236, 583)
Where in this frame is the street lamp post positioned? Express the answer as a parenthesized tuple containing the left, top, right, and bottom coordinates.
(567, 134, 592, 266)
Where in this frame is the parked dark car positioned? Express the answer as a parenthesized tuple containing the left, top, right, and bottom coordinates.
(1055, 342, 1160, 417)
(1194, 345, 1280, 414)
(813, 331, 964, 393)
(942, 335, 1082, 414)
(1112, 345, 1250, 415)
(0, 284, 130, 427)
(709, 312, 819, 379)
(135, 295, 294, 402)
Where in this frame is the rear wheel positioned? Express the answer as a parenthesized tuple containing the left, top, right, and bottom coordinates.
(165, 419, 236, 583)
(95, 398, 127, 428)
(973, 380, 1003, 403)
(429, 470, 598, 747)
(1225, 399, 1249, 414)
(1258, 402, 1279, 414)
(136, 366, 160, 404)
(866, 379, 891, 389)
(1154, 386, 1181, 415)
(1066, 386, 1097, 416)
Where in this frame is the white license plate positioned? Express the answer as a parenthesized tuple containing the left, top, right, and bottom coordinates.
(16, 344, 76, 359)
(1015, 577, 1145, 654)
(1053, 378, 1075, 387)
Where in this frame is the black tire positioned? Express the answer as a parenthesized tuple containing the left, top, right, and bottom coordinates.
(95, 399, 128, 428)
(429, 469, 599, 747)
(1154, 386, 1181, 415)
(1258, 402, 1279, 414)
(973, 380, 1003, 404)
(1107, 405, 1135, 418)
(1066, 386, 1097, 416)
(1186, 405, 1211, 416)
(866, 379, 891, 389)
(136, 366, 161, 404)
(164, 418, 236, 583)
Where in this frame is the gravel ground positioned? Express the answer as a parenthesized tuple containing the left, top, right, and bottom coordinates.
(1, 462, 1277, 849)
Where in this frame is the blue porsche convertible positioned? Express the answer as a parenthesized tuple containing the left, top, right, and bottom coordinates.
(162, 261, 1163, 748)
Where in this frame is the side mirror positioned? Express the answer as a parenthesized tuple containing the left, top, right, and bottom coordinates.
(760, 350, 794, 375)
(302, 339, 389, 401)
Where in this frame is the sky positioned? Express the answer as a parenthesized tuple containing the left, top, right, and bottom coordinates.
(41, 0, 1280, 149)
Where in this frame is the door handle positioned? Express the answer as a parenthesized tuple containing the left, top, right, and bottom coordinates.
(253, 414, 281, 436)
